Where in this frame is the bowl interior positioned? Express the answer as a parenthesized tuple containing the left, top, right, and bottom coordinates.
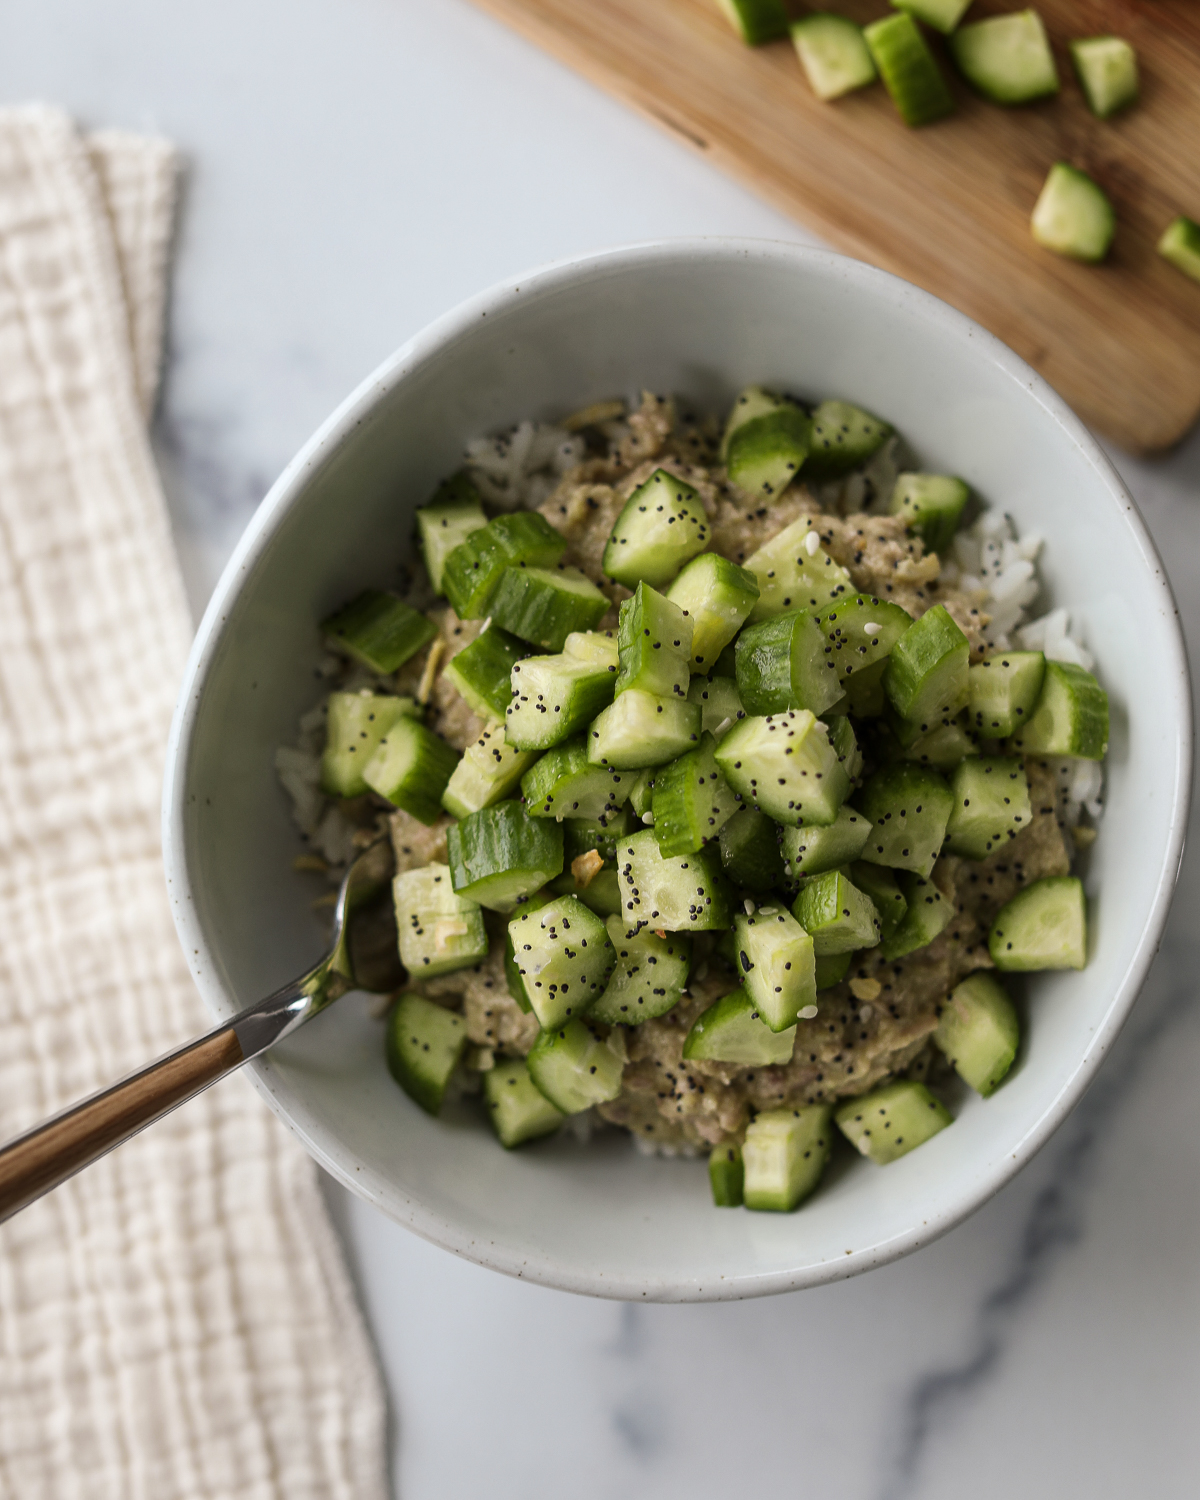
(166, 241, 1189, 1300)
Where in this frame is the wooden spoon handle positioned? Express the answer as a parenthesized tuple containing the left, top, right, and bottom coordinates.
(0, 1025, 245, 1224)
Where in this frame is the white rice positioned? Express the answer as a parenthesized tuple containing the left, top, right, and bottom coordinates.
(463, 420, 586, 511)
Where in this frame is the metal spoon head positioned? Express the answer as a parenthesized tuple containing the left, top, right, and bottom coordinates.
(328, 836, 402, 994)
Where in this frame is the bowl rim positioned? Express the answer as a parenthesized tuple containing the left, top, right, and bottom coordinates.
(162, 236, 1193, 1300)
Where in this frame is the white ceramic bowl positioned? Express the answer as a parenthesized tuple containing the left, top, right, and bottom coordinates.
(163, 240, 1191, 1301)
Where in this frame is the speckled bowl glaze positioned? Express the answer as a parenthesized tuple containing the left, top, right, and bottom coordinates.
(163, 240, 1191, 1301)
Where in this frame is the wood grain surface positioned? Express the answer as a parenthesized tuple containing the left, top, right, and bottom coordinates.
(470, 0, 1200, 453)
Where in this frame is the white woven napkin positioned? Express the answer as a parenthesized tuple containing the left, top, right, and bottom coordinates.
(0, 106, 388, 1500)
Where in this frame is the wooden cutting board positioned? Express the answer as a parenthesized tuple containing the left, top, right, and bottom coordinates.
(469, 0, 1200, 454)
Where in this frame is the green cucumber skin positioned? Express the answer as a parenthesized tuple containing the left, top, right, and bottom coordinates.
(933, 972, 1019, 1097)
(1010, 660, 1109, 759)
(681, 985, 797, 1065)
(521, 736, 631, 821)
(1159, 216, 1200, 284)
(587, 690, 702, 771)
(815, 950, 852, 990)
(780, 805, 870, 879)
(321, 692, 412, 798)
(988, 876, 1087, 971)
(416, 475, 487, 594)
(488, 564, 609, 652)
(651, 732, 741, 857)
(590, 917, 691, 1026)
(879, 872, 952, 960)
(442, 625, 527, 720)
(615, 583, 693, 701)
(709, 1145, 745, 1208)
(393, 865, 489, 980)
(549, 866, 624, 920)
(888, 474, 970, 555)
(484, 1060, 566, 1147)
(742, 1105, 833, 1212)
(735, 904, 817, 1032)
(718, 808, 787, 894)
(726, 406, 813, 499)
(835, 1080, 952, 1164)
(968, 651, 1046, 739)
(791, 869, 882, 956)
(944, 756, 1032, 860)
(884, 604, 970, 726)
(618, 829, 733, 934)
(446, 800, 564, 912)
(563, 807, 637, 864)
(716, 0, 789, 45)
(804, 400, 892, 479)
(507, 895, 617, 1030)
(857, 762, 954, 879)
(1070, 36, 1138, 119)
(442, 511, 566, 619)
(735, 609, 843, 718)
(949, 10, 1059, 105)
(666, 553, 760, 672)
(505, 652, 618, 752)
(864, 13, 955, 127)
(386, 993, 467, 1115)
(321, 590, 438, 675)
(525, 1020, 625, 1114)
(362, 717, 459, 824)
(602, 469, 711, 589)
(890, 0, 972, 36)
(849, 861, 908, 942)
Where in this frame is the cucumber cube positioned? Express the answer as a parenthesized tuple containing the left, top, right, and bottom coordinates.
(442, 624, 527, 720)
(815, 951, 852, 990)
(549, 866, 624, 920)
(829, 708, 863, 785)
(900, 717, 979, 771)
(804, 399, 893, 479)
(564, 629, 620, 670)
(362, 716, 459, 824)
(503, 888, 554, 1011)
(442, 511, 566, 619)
(744, 516, 853, 622)
(385, 993, 467, 1115)
(393, 864, 489, 979)
(849, 861, 908, 942)
(652, 732, 741, 856)
(321, 691, 414, 798)
(780, 805, 871, 879)
(447, 800, 564, 912)
(843, 657, 889, 718)
(416, 474, 487, 594)
(1031, 163, 1115, 264)
(1070, 35, 1138, 119)
(715, 710, 850, 828)
(989, 876, 1086, 970)
(735, 903, 817, 1031)
(884, 604, 970, 726)
(618, 828, 732, 933)
(950, 10, 1059, 105)
(709, 1144, 745, 1208)
(615, 583, 693, 701)
(507, 894, 617, 1029)
(736, 609, 844, 717)
(628, 768, 656, 818)
(526, 1020, 625, 1114)
(718, 808, 786, 894)
(1158, 216, 1200, 284)
(484, 1059, 566, 1147)
(933, 972, 1020, 1096)
(864, 13, 955, 127)
(587, 690, 701, 771)
(792, 869, 882, 955)
(666, 553, 760, 672)
(835, 1080, 952, 1164)
(442, 721, 538, 819)
(603, 469, 711, 588)
(814, 594, 914, 695)
(890, 0, 971, 35)
(722, 388, 813, 499)
(968, 650, 1046, 738)
(681, 985, 797, 1065)
(563, 807, 635, 864)
(1010, 659, 1109, 759)
(522, 736, 630, 820)
(687, 675, 746, 739)
(715, 0, 788, 45)
(321, 590, 437, 675)
(888, 474, 970, 555)
(791, 17, 877, 103)
(590, 917, 691, 1025)
(489, 564, 609, 651)
(879, 872, 953, 960)
(506, 649, 617, 751)
(945, 756, 1032, 859)
(743, 1105, 833, 1212)
(857, 762, 954, 878)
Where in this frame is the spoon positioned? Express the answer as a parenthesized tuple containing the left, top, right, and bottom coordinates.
(0, 837, 400, 1225)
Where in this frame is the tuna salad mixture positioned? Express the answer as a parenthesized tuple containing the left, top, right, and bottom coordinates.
(278, 387, 1109, 1212)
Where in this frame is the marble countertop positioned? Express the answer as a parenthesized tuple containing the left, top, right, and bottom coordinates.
(6, 1, 1200, 1495)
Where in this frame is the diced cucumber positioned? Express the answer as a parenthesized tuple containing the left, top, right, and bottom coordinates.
(489, 563, 609, 651)
(718, 808, 786, 893)
(526, 1019, 625, 1114)
(549, 866, 624, 919)
(968, 650, 1046, 738)
(666, 553, 760, 672)
(814, 595, 914, 695)
(563, 807, 636, 864)
(743, 1105, 833, 1212)
(442, 624, 527, 719)
(504, 889, 553, 1011)
(446, 800, 564, 911)
(1031, 163, 1115, 264)
(483, 1058, 566, 1147)
(505, 648, 617, 751)
(709, 1144, 745, 1207)
(393, 864, 489, 979)
(321, 590, 437, 675)
(950, 10, 1059, 104)
(857, 762, 954, 878)
(1070, 35, 1138, 119)
(829, 706, 863, 785)
(590, 917, 691, 1025)
(888, 474, 970, 554)
(715, 711, 849, 828)
(615, 583, 693, 701)
(507, 894, 616, 1029)
(682, 985, 797, 1064)
(652, 732, 741, 856)
(564, 629, 620, 670)
(1159, 216, 1200, 284)
(805, 399, 893, 479)
(899, 717, 979, 771)
(416, 475, 487, 594)
(628, 768, 656, 819)
(386, 994, 467, 1115)
(835, 1080, 952, 1164)
(321, 691, 413, 797)
(933, 972, 1019, 1097)
(791, 16, 877, 102)
(744, 516, 853, 622)
(587, 690, 701, 771)
(712, 641, 739, 679)
(843, 657, 889, 718)
(617, 829, 732, 933)
(890, 0, 972, 36)
(362, 716, 459, 824)
(879, 872, 952, 960)
(603, 469, 711, 588)
(815, 951, 852, 989)
(780, 805, 871, 879)
(945, 756, 1031, 859)
(521, 736, 630, 821)
(1010, 659, 1109, 759)
(792, 868, 882, 955)
(885, 604, 970, 726)
(721, 387, 813, 499)
(850, 861, 908, 942)
(988, 876, 1086, 970)
(442, 721, 539, 819)
(442, 511, 566, 619)
(735, 609, 844, 717)
(864, 13, 955, 127)
(735, 903, 817, 1031)
(715, 0, 789, 45)
(688, 675, 746, 740)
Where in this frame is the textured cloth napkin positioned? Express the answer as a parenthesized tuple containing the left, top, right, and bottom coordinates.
(0, 106, 388, 1499)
